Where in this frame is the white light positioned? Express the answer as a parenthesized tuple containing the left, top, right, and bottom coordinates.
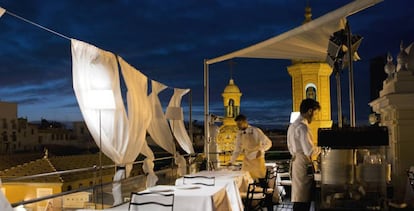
(290, 112, 300, 123)
(86, 90, 116, 109)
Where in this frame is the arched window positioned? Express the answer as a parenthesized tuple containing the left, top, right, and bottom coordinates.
(305, 83, 317, 100)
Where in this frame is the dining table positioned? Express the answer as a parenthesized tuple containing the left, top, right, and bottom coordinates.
(130, 184, 231, 211)
(175, 170, 253, 211)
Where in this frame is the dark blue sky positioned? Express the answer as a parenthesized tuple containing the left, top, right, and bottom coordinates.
(0, 0, 413, 128)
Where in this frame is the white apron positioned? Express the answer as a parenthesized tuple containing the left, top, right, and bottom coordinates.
(242, 156, 266, 179)
(290, 153, 314, 202)
(240, 130, 266, 179)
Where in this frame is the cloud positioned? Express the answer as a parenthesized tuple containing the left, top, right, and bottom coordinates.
(0, 0, 413, 127)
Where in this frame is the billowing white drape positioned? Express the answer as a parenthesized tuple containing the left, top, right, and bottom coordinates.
(118, 57, 158, 187)
(147, 80, 175, 154)
(72, 39, 130, 165)
(0, 7, 5, 18)
(72, 39, 155, 203)
(142, 141, 158, 187)
(118, 57, 152, 171)
(72, 39, 128, 205)
(167, 88, 194, 154)
(0, 180, 12, 211)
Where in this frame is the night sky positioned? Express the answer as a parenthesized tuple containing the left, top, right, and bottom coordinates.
(0, 0, 413, 128)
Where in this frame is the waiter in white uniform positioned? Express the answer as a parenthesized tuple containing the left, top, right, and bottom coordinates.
(230, 114, 272, 179)
(287, 98, 320, 211)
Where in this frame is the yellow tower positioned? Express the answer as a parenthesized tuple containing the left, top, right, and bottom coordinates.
(216, 78, 242, 163)
(287, 5, 333, 146)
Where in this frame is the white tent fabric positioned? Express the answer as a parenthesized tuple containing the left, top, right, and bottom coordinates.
(118, 56, 158, 188)
(72, 39, 129, 165)
(0, 180, 12, 211)
(72, 39, 156, 203)
(142, 143, 159, 187)
(175, 154, 187, 176)
(72, 39, 128, 205)
(118, 56, 152, 172)
(147, 80, 175, 154)
(205, 0, 382, 64)
(167, 88, 194, 154)
(0, 7, 5, 18)
(112, 168, 126, 205)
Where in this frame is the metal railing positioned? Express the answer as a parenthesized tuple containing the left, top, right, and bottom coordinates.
(2, 155, 178, 210)
(1, 150, 288, 210)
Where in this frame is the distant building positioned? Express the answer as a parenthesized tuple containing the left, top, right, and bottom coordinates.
(0, 101, 95, 155)
(0, 153, 116, 209)
(0, 102, 39, 153)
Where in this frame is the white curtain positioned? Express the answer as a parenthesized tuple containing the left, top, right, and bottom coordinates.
(0, 7, 5, 18)
(72, 39, 130, 165)
(118, 56, 152, 173)
(147, 80, 175, 154)
(142, 141, 158, 187)
(0, 180, 12, 211)
(119, 57, 158, 187)
(72, 39, 154, 204)
(167, 88, 194, 154)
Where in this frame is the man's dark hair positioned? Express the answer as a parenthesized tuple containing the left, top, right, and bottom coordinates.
(299, 98, 321, 114)
(234, 114, 247, 122)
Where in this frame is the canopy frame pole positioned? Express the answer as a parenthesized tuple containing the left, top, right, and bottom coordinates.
(335, 69, 343, 128)
(346, 22, 356, 127)
(189, 89, 193, 143)
(204, 59, 211, 170)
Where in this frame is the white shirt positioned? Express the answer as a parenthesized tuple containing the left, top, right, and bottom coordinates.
(230, 125, 272, 163)
(287, 115, 315, 157)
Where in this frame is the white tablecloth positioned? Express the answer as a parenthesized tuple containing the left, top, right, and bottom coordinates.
(131, 185, 231, 211)
(176, 170, 253, 211)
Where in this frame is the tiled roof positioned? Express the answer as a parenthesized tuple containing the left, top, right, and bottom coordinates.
(0, 157, 62, 183)
(0, 154, 115, 183)
(0, 153, 43, 171)
(49, 154, 114, 182)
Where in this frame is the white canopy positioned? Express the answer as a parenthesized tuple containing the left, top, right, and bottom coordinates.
(203, 0, 383, 169)
(206, 0, 383, 65)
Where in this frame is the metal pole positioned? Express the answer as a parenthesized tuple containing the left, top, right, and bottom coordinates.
(204, 59, 211, 170)
(99, 110, 103, 208)
(335, 70, 343, 128)
(189, 90, 193, 143)
(346, 22, 356, 127)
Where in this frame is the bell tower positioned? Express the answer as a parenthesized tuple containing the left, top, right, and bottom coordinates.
(216, 78, 242, 163)
(222, 79, 242, 125)
(287, 4, 333, 145)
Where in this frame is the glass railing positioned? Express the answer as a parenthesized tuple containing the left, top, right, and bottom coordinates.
(2, 150, 288, 210)
(3, 155, 181, 211)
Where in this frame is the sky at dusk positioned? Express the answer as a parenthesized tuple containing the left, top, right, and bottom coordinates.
(0, 0, 413, 128)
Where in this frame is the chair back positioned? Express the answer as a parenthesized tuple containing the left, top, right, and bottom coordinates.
(243, 182, 266, 210)
(183, 175, 215, 186)
(129, 191, 174, 211)
(408, 166, 414, 190)
(265, 167, 277, 189)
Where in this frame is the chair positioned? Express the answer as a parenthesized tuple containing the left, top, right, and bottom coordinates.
(408, 166, 414, 190)
(241, 182, 267, 211)
(183, 175, 215, 186)
(275, 160, 292, 209)
(263, 167, 281, 210)
(129, 191, 174, 211)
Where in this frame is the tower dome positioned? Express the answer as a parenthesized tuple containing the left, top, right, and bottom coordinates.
(223, 79, 241, 93)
